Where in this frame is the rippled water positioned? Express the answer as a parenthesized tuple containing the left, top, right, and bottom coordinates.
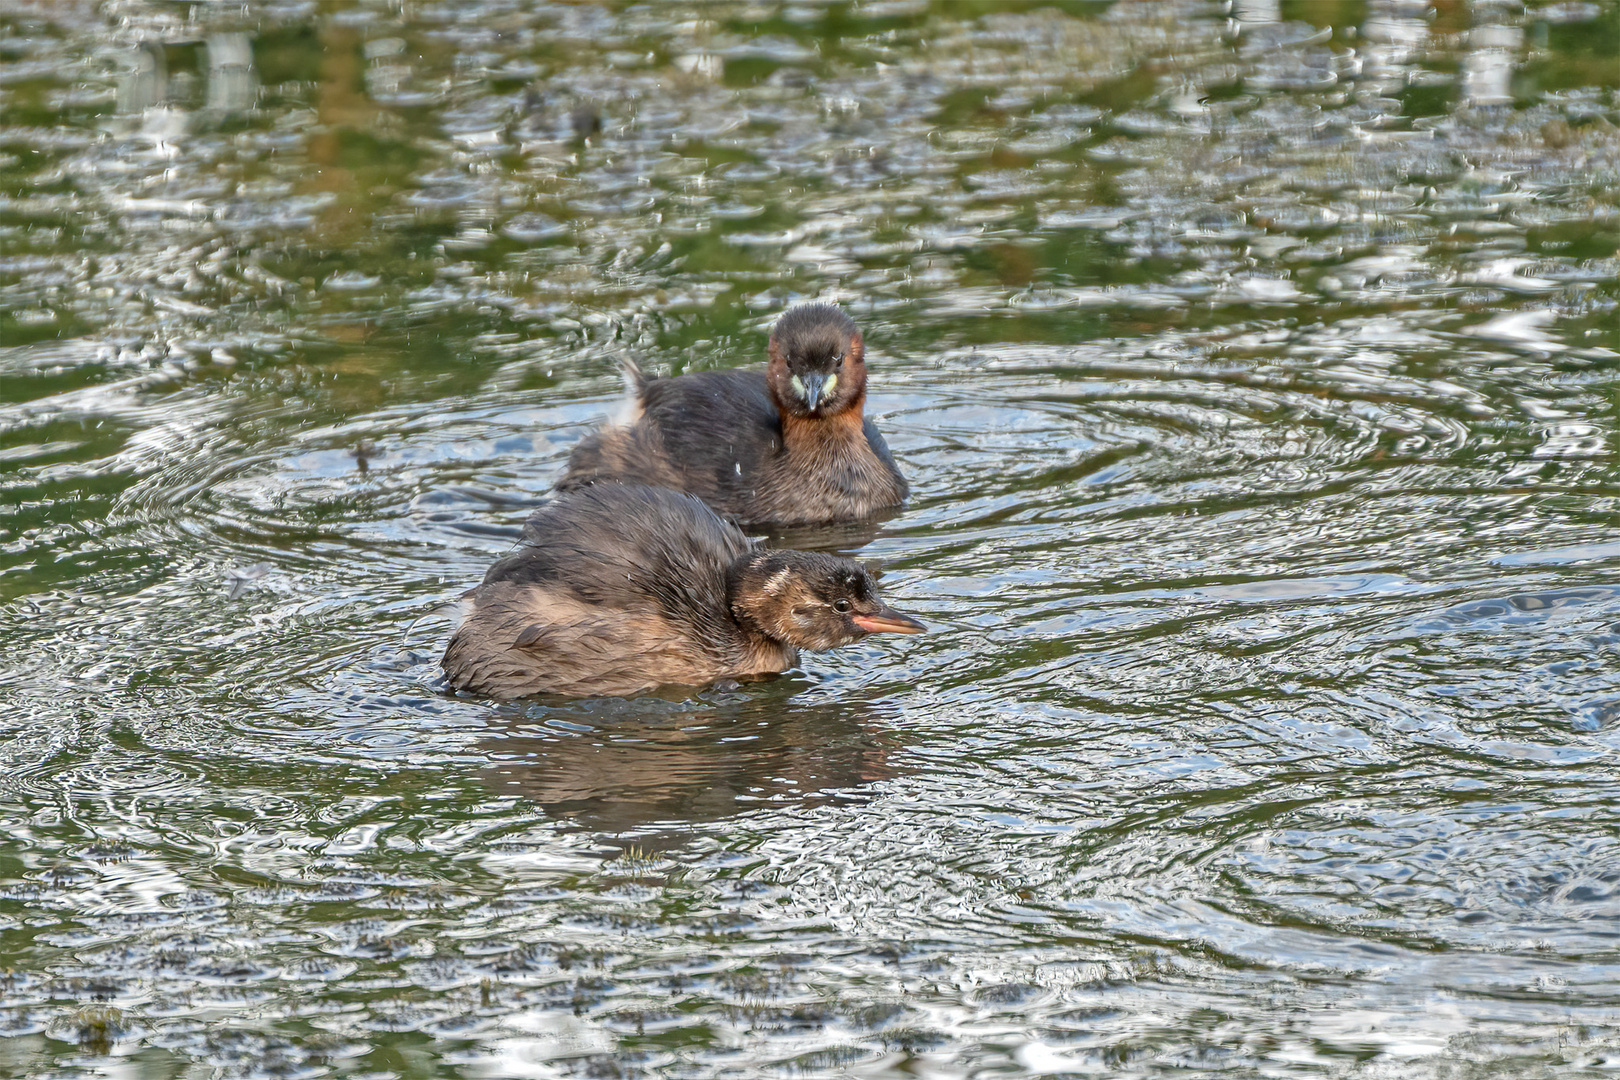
(2, 0, 1620, 1076)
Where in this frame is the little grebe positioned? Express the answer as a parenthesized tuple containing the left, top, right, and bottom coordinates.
(558, 304, 908, 528)
(442, 483, 924, 698)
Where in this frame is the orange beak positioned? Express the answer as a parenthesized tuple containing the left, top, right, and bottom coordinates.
(852, 606, 926, 635)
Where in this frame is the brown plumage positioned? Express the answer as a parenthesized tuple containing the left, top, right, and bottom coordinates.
(442, 483, 924, 699)
(558, 304, 908, 528)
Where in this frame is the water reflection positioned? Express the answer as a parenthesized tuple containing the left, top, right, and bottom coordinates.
(1360, 2, 1431, 96)
(479, 692, 899, 837)
(2, 0, 1620, 1076)
(116, 43, 164, 114)
(753, 506, 905, 555)
(1229, 0, 1279, 23)
(204, 32, 257, 115)
(1462, 22, 1521, 107)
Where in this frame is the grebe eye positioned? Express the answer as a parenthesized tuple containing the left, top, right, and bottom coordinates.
(833, 598, 852, 614)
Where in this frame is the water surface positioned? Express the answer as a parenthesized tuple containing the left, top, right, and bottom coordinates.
(3, 0, 1620, 1076)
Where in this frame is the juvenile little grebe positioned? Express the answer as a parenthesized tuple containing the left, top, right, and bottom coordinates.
(442, 483, 924, 699)
(558, 304, 908, 528)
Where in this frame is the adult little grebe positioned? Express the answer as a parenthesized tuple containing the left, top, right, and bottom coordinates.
(442, 483, 924, 699)
(557, 304, 908, 528)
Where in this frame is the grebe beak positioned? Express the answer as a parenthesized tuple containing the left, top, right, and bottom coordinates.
(800, 373, 829, 413)
(851, 604, 925, 635)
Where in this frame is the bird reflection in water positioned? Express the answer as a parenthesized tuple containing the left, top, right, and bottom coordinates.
(749, 505, 904, 557)
(476, 687, 899, 840)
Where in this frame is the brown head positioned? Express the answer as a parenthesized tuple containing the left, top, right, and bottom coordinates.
(726, 549, 924, 651)
(765, 303, 867, 420)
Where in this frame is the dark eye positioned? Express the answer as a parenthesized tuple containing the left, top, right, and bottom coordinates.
(833, 598, 852, 614)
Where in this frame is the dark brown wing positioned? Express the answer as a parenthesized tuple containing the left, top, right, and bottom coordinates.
(560, 369, 784, 509)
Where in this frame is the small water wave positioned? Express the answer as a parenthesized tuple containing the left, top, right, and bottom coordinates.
(3, 0, 1620, 1076)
